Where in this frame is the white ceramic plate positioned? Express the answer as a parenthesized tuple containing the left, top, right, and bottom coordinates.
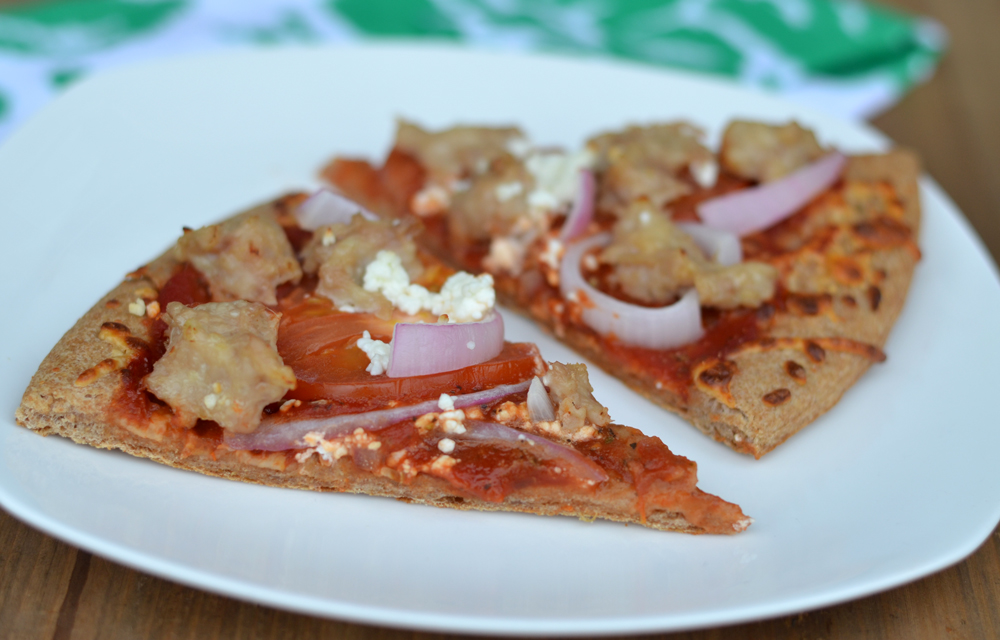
(1, 44, 999, 636)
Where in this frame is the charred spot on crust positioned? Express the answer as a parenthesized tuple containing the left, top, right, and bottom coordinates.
(105, 299, 120, 309)
(868, 285, 882, 311)
(784, 360, 807, 384)
(101, 321, 131, 335)
(787, 295, 824, 316)
(763, 388, 791, 406)
(756, 302, 776, 322)
(842, 295, 857, 308)
(805, 341, 826, 363)
(698, 360, 738, 387)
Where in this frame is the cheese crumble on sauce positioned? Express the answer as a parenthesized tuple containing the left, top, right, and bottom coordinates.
(355, 251, 498, 376)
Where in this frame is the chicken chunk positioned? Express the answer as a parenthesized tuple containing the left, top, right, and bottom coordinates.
(145, 301, 296, 433)
(600, 203, 777, 309)
(395, 119, 526, 185)
(546, 362, 610, 433)
(694, 263, 778, 309)
(588, 122, 714, 211)
(721, 120, 824, 183)
(299, 214, 423, 318)
(174, 207, 302, 305)
(601, 205, 708, 304)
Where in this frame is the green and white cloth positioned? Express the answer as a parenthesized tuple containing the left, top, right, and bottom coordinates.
(0, 0, 946, 142)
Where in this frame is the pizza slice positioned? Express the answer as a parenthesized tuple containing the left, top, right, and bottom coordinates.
(16, 195, 750, 534)
(322, 118, 921, 458)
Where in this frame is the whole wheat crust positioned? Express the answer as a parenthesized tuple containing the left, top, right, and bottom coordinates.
(495, 151, 922, 458)
(15, 201, 748, 535)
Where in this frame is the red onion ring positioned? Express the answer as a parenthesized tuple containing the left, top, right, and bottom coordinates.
(676, 222, 742, 266)
(387, 312, 505, 378)
(295, 188, 378, 231)
(526, 376, 555, 422)
(559, 169, 596, 242)
(559, 234, 704, 349)
(460, 420, 608, 485)
(698, 152, 846, 237)
(225, 380, 532, 451)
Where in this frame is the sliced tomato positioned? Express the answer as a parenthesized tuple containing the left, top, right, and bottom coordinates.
(285, 341, 541, 410)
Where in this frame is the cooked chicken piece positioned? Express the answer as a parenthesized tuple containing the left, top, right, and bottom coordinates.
(694, 263, 778, 309)
(600, 203, 777, 309)
(395, 119, 526, 185)
(588, 122, 714, 211)
(146, 301, 296, 433)
(174, 207, 302, 305)
(449, 154, 535, 242)
(546, 362, 610, 433)
(601, 205, 707, 304)
(721, 120, 824, 183)
(300, 214, 423, 318)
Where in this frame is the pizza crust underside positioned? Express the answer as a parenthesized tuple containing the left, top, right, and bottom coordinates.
(15, 255, 722, 534)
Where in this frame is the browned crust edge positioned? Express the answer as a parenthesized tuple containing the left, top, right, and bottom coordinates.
(14, 210, 745, 535)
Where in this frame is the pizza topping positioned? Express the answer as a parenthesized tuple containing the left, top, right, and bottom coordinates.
(300, 214, 424, 317)
(294, 188, 377, 230)
(561, 233, 705, 349)
(526, 376, 556, 423)
(720, 121, 825, 183)
(588, 122, 713, 211)
(386, 311, 504, 378)
(145, 301, 296, 433)
(545, 362, 611, 433)
(356, 330, 391, 375)
(224, 379, 532, 451)
(174, 210, 303, 305)
(449, 154, 535, 242)
(694, 262, 779, 310)
(459, 420, 609, 486)
(675, 222, 742, 266)
(524, 148, 597, 214)
(394, 119, 526, 187)
(559, 169, 597, 242)
(363, 250, 496, 322)
(699, 152, 847, 237)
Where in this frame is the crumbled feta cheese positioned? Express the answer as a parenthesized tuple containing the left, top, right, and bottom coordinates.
(439, 409, 466, 434)
(437, 438, 456, 454)
(582, 254, 599, 272)
(495, 181, 524, 202)
(363, 250, 495, 322)
(466, 340, 476, 350)
(128, 298, 146, 316)
(412, 184, 451, 216)
(357, 330, 391, 375)
(432, 272, 495, 322)
(506, 137, 532, 158)
(145, 300, 161, 318)
(539, 238, 564, 270)
(639, 210, 652, 226)
(203, 393, 218, 409)
(438, 393, 455, 411)
(484, 236, 528, 275)
(690, 158, 719, 189)
(525, 149, 595, 212)
(321, 229, 336, 246)
(430, 454, 458, 474)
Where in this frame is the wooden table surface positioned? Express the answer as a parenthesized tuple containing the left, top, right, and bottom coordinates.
(2, 0, 998, 638)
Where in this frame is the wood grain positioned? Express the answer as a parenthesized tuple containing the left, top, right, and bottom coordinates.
(1, 0, 998, 638)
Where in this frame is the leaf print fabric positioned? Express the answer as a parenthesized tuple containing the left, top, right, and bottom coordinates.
(0, 0, 945, 142)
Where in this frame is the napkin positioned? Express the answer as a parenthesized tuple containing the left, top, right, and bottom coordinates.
(0, 0, 946, 142)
